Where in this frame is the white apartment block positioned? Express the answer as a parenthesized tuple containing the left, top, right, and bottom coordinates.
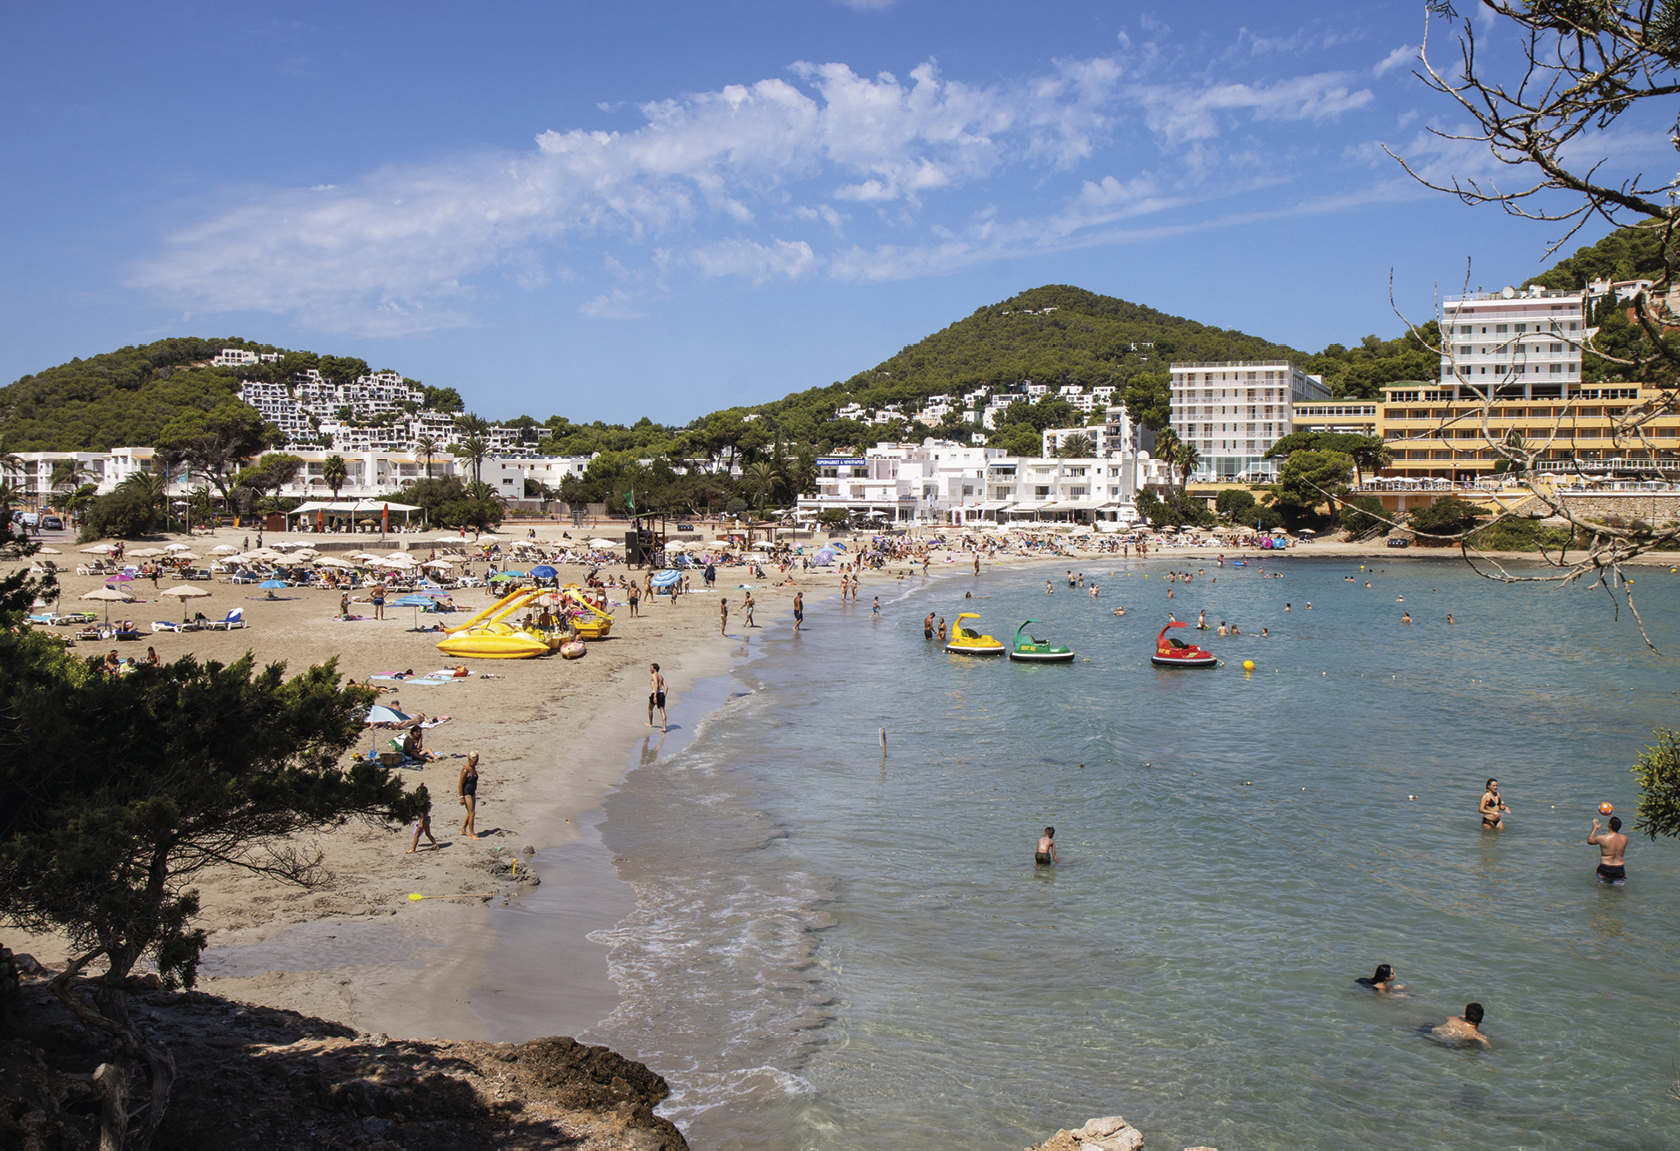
(15, 446, 594, 511)
(799, 437, 1165, 526)
(1441, 286, 1586, 398)
(1169, 360, 1331, 482)
(211, 348, 282, 367)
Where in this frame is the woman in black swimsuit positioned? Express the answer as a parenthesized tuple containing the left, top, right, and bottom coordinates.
(459, 752, 481, 840)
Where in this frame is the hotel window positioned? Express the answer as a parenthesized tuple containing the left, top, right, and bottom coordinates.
(1459, 346, 1472, 356)
(1550, 343, 1563, 353)
(1495, 324, 1508, 333)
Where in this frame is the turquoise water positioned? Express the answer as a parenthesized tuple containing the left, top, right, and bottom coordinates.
(588, 556, 1680, 1150)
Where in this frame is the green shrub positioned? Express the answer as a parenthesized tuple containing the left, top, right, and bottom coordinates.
(79, 486, 157, 540)
(1339, 495, 1388, 538)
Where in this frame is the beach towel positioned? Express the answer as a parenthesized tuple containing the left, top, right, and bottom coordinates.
(369, 675, 453, 686)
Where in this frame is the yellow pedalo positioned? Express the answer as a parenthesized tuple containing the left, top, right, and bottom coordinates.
(945, 612, 1006, 656)
(435, 588, 564, 659)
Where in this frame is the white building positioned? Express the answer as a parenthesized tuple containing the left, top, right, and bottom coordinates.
(211, 348, 282, 367)
(1168, 360, 1331, 482)
(15, 445, 594, 512)
(797, 436, 1169, 526)
(1440, 285, 1586, 397)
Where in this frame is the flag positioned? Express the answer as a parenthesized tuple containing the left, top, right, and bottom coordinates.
(624, 489, 634, 511)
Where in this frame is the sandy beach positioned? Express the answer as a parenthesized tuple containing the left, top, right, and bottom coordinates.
(7, 522, 1655, 1050)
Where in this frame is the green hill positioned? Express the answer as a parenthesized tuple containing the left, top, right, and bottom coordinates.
(0, 284, 1447, 459)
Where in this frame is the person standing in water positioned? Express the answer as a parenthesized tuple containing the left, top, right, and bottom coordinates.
(1480, 778, 1509, 830)
(458, 753, 481, 841)
(793, 590, 804, 631)
(647, 663, 667, 733)
(1035, 826, 1058, 866)
(923, 611, 935, 640)
(719, 597, 729, 636)
(1589, 815, 1628, 884)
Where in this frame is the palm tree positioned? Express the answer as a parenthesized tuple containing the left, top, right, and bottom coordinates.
(742, 460, 786, 511)
(1153, 427, 1180, 467)
(1174, 443, 1202, 492)
(454, 412, 491, 438)
(0, 480, 23, 514)
(48, 459, 93, 501)
(121, 471, 168, 514)
(1057, 433, 1094, 459)
(323, 454, 349, 499)
(412, 433, 440, 479)
(454, 436, 490, 485)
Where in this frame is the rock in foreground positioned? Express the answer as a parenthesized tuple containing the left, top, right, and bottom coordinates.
(1025, 1114, 1218, 1151)
(0, 977, 686, 1150)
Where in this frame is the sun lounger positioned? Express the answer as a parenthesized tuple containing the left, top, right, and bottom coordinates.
(206, 608, 246, 630)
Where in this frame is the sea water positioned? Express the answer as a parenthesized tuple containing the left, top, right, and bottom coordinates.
(585, 555, 1680, 1150)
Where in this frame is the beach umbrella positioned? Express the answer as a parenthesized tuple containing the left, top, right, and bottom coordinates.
(432, 534, 471, 544)
(36, 546, 61, 555)
(664, 540, 688, 553)
(488, 569, 526, 580)
(348, 552, 383, 562)
(80, 585, 133, 624)
(80, 544, 116, 554)
(171, 552, 202, 562)
(128, 547, 165, 558)
(160, 584, 211, 621)
(364, 704, 411, 726)
(210, 544, 240, 555)
(588, 538, 620, 548)
(165, 542, 194, 553)
(477, 534, 502, 542)
(313, 556, 355, 568)
(421, 559, 454, 570)
(259, 579, 287, 589)
(530, 564, 558, 580)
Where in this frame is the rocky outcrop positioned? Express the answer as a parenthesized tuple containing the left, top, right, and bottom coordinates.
(0, 959, 685, 1151)
(1025, 1114, 1219, 1151)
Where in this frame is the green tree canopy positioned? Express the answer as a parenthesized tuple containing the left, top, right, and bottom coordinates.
(1274, 449, 1355, 513)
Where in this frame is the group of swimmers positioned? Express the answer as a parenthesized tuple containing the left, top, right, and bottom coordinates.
(1355, 964, 1490, 1048)
(1480, 778, 1629, 884)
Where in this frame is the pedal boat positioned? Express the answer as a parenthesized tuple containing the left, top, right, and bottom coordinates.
(1009, 619, 1075, 663)
(435, 587, 564, 659)
(1151, 621, 1218, 668)
(945, 612, 1006, 655)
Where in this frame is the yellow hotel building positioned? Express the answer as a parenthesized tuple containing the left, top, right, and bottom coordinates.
(1292, 384, 1680, 482)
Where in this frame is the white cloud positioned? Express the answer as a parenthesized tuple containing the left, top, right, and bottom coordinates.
(688, 238, 819, 283)
(580, 288, 645, 319)
(126, 49, 1417, 335)
(1374, 44, 1417, 77)
(1129, 72, 1374, 144)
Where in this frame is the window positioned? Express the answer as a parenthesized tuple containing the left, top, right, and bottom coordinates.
(1459, 346, 1472, 356)
(1495, 324, 1508, 333)
(1035, 486, 1050, 498)
(1459, 325, 1472, 334)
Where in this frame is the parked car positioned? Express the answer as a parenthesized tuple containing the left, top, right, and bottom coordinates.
(39, 515, 63, 531)
(1385, 536, 1411, 548)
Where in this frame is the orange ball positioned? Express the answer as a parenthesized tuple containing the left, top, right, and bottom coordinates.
(1599, 802, 1615, 816)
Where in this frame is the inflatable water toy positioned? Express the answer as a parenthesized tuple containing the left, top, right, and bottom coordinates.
(1151, 621, 1218, 668)
(559, 584, 615, 640)
(560, 639, 586, 659)
(945, 612, 1005, 656)
(435, 588, 564, 659)
(1009, 619, 1075, 663)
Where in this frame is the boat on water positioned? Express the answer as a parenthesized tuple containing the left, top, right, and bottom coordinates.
(435, 587, 565, 659)
(945, 612, 1006, 656)
(1009, 619, 1075, 663)
(1151, 620, 1218, 668)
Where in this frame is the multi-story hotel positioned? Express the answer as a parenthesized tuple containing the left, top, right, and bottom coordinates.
(1168, 360, 1331, 482)
(1377, 380, 1679, 481)
(1440, 286, 1585, 389)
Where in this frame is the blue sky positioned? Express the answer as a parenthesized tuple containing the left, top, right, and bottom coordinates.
(1, 1, 1665, 424)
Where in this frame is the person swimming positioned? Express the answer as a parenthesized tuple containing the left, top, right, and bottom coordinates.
(1035, 826, 1057, 867)
(1429, 1002, 1490, 1048)
(1355, 963, 1403, 994)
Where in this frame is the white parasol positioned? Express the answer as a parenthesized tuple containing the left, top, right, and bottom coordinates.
(165, 542, 194, 553)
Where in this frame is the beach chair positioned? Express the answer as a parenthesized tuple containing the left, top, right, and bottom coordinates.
(152, 621, 187, 633)
(207, 608, 246, 630)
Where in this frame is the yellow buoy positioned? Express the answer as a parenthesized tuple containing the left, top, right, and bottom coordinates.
(1243, 660, 1256, 671)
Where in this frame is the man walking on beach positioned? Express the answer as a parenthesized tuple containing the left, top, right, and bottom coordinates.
(647, 663, 667, 733)
(720, 597, 729, 636)
(744, 591, 756, 627)
(1588, 815, 1628, 884)
(793, 591, 803, 631)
